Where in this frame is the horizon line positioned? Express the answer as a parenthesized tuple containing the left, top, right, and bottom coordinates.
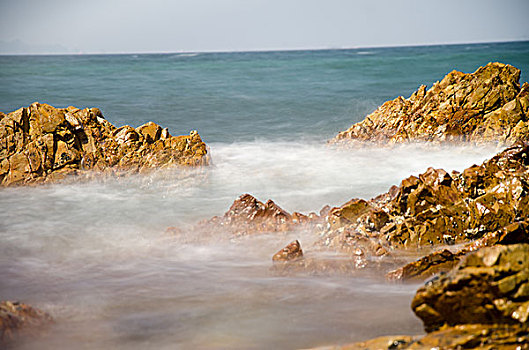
(1, 38, 528, 57)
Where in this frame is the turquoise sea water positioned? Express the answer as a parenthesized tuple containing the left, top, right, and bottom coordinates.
(1, 42, 528, 349)
(1, 41, 528, 143)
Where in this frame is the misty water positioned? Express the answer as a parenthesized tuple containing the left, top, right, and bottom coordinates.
(1, 42, 529, 348)
(0, 142, 499, 349)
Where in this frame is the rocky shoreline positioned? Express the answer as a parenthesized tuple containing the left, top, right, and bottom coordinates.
(0, 102, 209, 186)
(2, 62, 529, 348)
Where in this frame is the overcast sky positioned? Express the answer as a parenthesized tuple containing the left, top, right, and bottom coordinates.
(1, 0, 528, 54)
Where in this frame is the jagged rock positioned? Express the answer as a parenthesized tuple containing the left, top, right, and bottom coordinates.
(331, 62, 528, 145)
(195, 194, 323, 236)
(0, 103, 209, 186)
(386, 249, 463, 282)
(0, 301, 52, 342)
(411, 244, 529, 332)
(317, 141, 529, 254)
(310, 324, 529, 349)
(272, 240, 303, 261)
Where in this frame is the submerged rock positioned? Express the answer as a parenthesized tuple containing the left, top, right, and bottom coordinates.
(331, 62, 528, 145)
(0, 301, 52, 343)
(0, 103, 209, 186)
(272, 240, 303, 262)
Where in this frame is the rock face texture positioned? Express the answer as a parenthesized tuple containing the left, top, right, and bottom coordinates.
(318, 141, 529, 261)
(412, 244, 529, 332)
(0, 103, 209, 186)
(0, 301, 52, 342)
(198, 193, 322, 236)
(331, 62, 529, 145)
(311, 324, 529, 350)
(312, 245, 529, 350)
(272, 240, 304, 262)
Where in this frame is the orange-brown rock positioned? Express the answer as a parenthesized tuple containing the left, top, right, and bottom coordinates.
(197, 194, 322, 236)
(0, 301, 52, 342)
(318, 141, 529, 254)
(412, 244, 529, 332)
(272, 240, 303, 262)
(386, 249, 463, 282)
(0, 103, 209, 186)
(309, 324, 529, 350)
(331, 63, 528, 145)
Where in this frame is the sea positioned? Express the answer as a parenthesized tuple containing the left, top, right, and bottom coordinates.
(1, 41, 528, 349)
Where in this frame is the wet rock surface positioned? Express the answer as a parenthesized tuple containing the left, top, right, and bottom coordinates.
(412, 243, 529, 332)
(195, 193, 323, 237)
(386, 248, 464, 282)
(0, 103, 209, 186)
(311, 324, 529, 350)
(313, 245, 529, 349)
(317, 141, 529, 262)
(272, 240, 304, 262)
(0, 301, 52, 343)
(331, 62, 529, 145)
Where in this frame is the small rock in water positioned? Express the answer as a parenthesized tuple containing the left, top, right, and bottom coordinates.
(0, 301, 53, 343)
(272, 240, 303, 262)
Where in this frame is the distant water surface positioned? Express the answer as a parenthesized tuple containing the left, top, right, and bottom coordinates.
(1, 41, 528, 143)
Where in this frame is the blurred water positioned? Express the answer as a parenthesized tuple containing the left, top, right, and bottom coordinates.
(0, 142, 498, 349)
(1, 42, 527, 348)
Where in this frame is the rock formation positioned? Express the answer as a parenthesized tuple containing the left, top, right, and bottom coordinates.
(331, 62, 529, 145)
(0, 103, 209, 186)
(310, 245, 529, 349)
(0, 301, 52, 343)
(412, 244, 529, 332)
(309, 324, 529, 350)
(195, 193, 323, 237)
(317, 141, 529, 264)
(272, 240, 304, 262)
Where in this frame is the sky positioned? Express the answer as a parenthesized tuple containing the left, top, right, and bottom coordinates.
(1, 0, 528, 54)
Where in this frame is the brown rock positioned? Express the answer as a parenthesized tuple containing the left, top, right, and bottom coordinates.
(194, 194, 323, 237)
(331, 62, 524, 145)
(136, 121, 162, 143)
(327, 199, 372, 230)
(411, 244, 529, 332)
(0, 103, 210, 186)
(311, 324, 529, 350)
(272, 240, 303, 262)
(386, 249, 463, 281)
(0, 301, 52, 343)
(318, 141, 529, 252)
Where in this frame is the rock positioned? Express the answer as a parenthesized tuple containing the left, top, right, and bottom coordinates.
(0, 103, 210, 186)
(272, 240, 303, 262)
(194, 194, 323, 236)
(327, 199, 373, 230)
(0, 301, 52, 342)
(386, 249, 463, 282)
(331, 62, 527, 145)
(310, 324, 529, 349)
(411, 244, 529, 332)
(317, 141, 529, 253)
